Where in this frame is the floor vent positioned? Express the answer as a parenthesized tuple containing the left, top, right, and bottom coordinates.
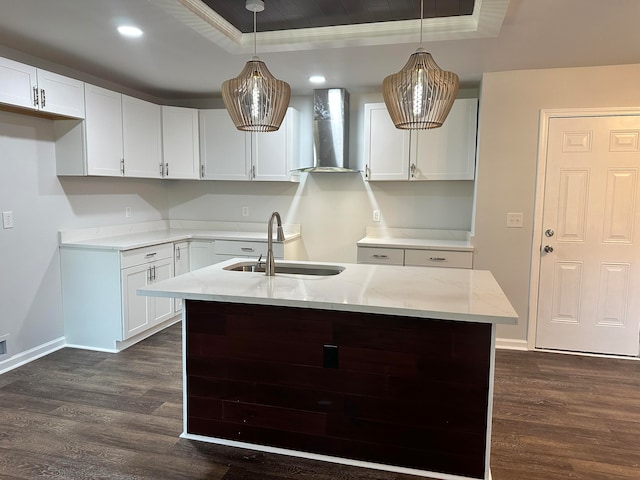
(0, 339, 7, 357)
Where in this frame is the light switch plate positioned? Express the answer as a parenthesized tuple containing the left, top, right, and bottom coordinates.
(2, 211, 14, 229)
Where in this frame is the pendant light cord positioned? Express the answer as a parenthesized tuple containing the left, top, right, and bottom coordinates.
(253, 10, 257, 56)
(419, 0, 424, 47)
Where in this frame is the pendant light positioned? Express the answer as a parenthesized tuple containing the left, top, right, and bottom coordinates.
(382, 0, 459, 130)
(222, 0, 291, 132)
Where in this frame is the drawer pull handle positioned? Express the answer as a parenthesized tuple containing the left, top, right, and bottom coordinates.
(429, 257, 446, 261)
(145, 252, 157, 258)
(372, 254, 389, 259)
(241, 247, 255, 252)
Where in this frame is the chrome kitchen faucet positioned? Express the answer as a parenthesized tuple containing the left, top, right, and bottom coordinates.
(266, 211, 285, 276)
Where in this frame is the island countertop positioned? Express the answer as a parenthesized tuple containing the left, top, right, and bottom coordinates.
(139, 258, 518, 325)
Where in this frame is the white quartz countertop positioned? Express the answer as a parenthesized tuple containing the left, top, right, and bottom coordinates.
(139, 258, 518, 325)
(58, 221, 301, 251)
(357, 227, 473, 251)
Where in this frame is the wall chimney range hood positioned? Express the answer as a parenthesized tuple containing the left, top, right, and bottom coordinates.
(297, 88, 358, 173)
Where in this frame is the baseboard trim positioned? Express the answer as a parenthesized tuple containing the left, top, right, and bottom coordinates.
(495, 338, 528, 351)
(0, 337, 66, 375)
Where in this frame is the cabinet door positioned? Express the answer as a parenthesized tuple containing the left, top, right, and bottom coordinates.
(412, 98, 478, 180)
(122, 263, 151, 339)
(252, 107, 298, 181)
(174, 242, 190, 314)
(122, 95, 162, 178)
(0, 57, 37, 110)
(36, 69, 85, 118)
(84, 84, 124, 176)
(150, 257, 174, 325)
(161, 105, 199, 179)
(363, 103, 410, 181)
(189, 241, 216, 270)
(199, 109, 250, 180)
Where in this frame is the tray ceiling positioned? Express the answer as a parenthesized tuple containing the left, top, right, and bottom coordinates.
(201, 0, 475, 33)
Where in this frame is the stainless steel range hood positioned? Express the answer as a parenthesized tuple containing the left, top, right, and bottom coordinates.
(297, 88, 358, 173)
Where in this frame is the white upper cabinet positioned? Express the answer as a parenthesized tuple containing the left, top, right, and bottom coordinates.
(199, 107, 299, 181)
(253, 107, 299, 181)
(364, 98, 478, 181)
(56, 84, 162, 178)
(84, 84, 124, 176)
(0, 57, 85, 118)
(199, 109, 250, 180)
(161, 106, 200, 179)
(363, 103, 411, 181)
(122, 94, 162, 178)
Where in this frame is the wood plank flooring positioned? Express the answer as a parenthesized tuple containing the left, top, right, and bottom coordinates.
(0, 323, 638, 480)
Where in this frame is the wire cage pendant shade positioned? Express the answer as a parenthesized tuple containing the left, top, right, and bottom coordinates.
(222, 56, 291, 132)
(221, 0, 290, 132)
(382, 47, 459, 130)
(382, 0, 459, 130)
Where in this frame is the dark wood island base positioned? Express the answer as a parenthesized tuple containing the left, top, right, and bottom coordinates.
(184, 300, 495, 480)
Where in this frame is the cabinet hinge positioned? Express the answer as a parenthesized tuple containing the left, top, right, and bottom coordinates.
(121, 159, 125, 176)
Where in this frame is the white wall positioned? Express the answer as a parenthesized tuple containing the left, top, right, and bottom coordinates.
(168, 175, 474, 262)
(0, 111, 168, 370)
(474, 63, 640, 345)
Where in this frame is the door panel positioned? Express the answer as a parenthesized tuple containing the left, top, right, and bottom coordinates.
(536, 115, 640, 356)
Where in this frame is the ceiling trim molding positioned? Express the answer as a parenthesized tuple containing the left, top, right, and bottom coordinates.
(150, 0, 510, 54)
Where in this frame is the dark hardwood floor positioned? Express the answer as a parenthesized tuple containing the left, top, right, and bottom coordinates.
(0, 323, 638, 480)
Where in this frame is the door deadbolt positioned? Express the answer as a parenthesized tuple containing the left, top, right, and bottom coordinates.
(545, 229, 555, 237)
(543, 245, 554, 253)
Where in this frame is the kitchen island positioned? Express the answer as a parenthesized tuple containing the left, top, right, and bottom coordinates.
(140, 259, 517, 480)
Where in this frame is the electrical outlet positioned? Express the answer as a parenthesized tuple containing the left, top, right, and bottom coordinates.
(242, 206, 249, 217)
(2, 211, 14, 229)
(506, 212, 523, 228)
(125, 207, 132, 218)
(373, 210, 381, 222)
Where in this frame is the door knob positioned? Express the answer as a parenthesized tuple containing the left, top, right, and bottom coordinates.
(545, 229, 555, 237)
(543, 245, 554, 253)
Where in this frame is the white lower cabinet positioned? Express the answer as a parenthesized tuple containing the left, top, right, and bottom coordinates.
(189, 240, 216, 270)
(214, 239, 285, 264)
(357, 246, 472, 269)
(356, 247, 404, 265)
(174, 241, 190, 314)
(61, 242, 177, 352)
(121, 246, 174, 339)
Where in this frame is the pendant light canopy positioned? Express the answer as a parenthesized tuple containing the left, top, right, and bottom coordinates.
(382, 0, 459, 130)
(222, 0, 291, 132)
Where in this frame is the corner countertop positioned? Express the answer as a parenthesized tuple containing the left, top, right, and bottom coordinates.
(58, 220, 301, 251)
(357, 227, 473, 251)
(139, 258, 517, 325)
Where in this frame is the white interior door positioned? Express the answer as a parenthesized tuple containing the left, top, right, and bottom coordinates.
(536, 115, 640, 356)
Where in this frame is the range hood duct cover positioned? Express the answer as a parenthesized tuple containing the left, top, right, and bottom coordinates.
(298, 88, 358, 173)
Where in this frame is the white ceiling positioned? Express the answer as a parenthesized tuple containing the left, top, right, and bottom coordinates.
(0, 0, 639, 101)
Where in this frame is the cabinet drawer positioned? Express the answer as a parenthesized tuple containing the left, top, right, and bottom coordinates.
(215, 240, 283, 258)
(404, 249, 472, 269)
(121, 243, 174, 268)
(357, 247, 404, 265)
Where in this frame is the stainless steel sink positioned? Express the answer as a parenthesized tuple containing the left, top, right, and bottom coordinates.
(224, 261, 344, 276)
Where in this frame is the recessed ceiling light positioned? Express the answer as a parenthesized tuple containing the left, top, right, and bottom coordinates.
(117, 25, 143, 38)
(309, 75, 326, 84)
